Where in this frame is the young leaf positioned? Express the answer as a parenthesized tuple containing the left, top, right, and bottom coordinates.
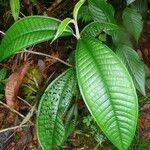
(81, 22, 120, 37)
(0, 16, 73, 62)
(76, 37, 138, 150)
(51, 18, 72, 43)
(37, 68, 77, 150)
(10, 0, 20, 21)
(64, 104, 78, 140)
(116, 44, 145, 95)
(126, 0, 136, 5)
(88, 0, 116, 24)
(78, 6, 93, 22)
(122, 7, 143, 42)
(73, 0, 86, 20)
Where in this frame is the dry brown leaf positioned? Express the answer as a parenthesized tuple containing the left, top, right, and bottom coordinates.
(5, 61, 31, 109)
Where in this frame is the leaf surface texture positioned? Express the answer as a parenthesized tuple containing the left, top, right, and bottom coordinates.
(76, 38, 138, 150)
(0, 16, 72, 61)
(37, 68, 77, 150)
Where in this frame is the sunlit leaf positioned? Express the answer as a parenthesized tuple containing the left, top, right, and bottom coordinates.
(76, 37, 138, 150)
(0, 16, 73, 62)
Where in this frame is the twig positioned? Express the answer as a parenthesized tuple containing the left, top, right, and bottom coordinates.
(16, 50, 72, 67)
(0, 101, 26, 119)
(0, 101, 33, 124)
(17, 96, 32, 108)
(0, 124, 33, 134)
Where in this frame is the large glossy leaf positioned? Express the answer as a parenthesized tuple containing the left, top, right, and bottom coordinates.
(0, 16, 73, 62)
(122, 7, 143, 41)
(10, 0, 20, 21)
(76, 37, 138, 150)
(116, 44, 145, 95)
(88, 0, 116, 24)
(37, 68, 77, 150)
(81, 22, 120, 37)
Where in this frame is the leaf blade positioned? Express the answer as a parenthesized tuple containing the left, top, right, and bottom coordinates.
(81, 21, 120, 37)
(116, 44, 145, 95)
(122, 7, 143, 41)
(37, 68, 77, 150)
(76, 37, 138, 150)
(73, 0, 86, 20)
(88, 0, 116, 24)
(10, 0, 20, 21)
(51, 18, 72, 43)
(0, 16, 73, 62)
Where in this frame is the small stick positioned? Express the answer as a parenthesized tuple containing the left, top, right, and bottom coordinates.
(16, 50, 72, 67)
(17, 96, 32, 108)
(0, 101, 26, 119)
(0, 101, 33, 124)
(0, 124, 33, 134)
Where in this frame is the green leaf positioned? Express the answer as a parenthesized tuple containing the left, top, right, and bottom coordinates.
(78, 6, 93, 22)
(122, 7, 143, 41)
(0, 68, 7, 81)
(88, 0, 116, 24)
(116, 44, 145, 96)
(0, 16, 73, 62)
(113, 31, 133, 48)
(81, 22, 120, 38)
(126, 0, 136, 5)
(37, 68, 77, 150)
(51, 18, 72, 43)
(73, 0, 86, 20)
(131, 0, 147, 17)
(76, 37, 138, 150)
(10, 0, 20, 21)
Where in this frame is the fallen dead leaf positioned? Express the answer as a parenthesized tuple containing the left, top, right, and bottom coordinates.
(5, 61, 31, 109)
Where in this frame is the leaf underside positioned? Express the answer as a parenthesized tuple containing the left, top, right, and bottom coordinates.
(116, 44, 145, 95)
(122, 7, 143, 41)
(0, 16, 72, 62)
(76, 37, 138, 150)
(37, 68, 77, 150)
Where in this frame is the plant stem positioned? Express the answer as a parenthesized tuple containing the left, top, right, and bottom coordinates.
(0, 31, 5, 35)
(0, 124, 33, 134)
(16, 50, 72, 67)
(73, 20, 80, 40)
